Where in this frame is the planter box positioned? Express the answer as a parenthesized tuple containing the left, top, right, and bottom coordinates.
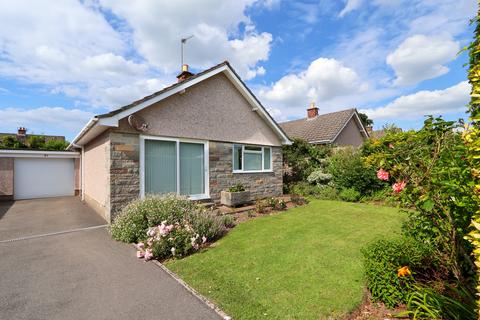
(220, 190, 250, 207)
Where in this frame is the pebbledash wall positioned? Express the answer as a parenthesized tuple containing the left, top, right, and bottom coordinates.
(86, 131, 283, 222)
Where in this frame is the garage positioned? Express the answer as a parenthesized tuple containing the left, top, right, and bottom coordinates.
(14, 158, 75, 200)
(0, 150, 80, 201)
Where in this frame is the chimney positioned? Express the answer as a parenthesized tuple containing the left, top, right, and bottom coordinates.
(176, 64, 194, 82)
(307, 102, 319, 119)
(17, 127, 27, 143)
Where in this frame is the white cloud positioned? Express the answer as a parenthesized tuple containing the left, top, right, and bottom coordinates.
(360, 81, 470, 120)
(0, 0, 271, 111)
(387, 35, 459, 86)
(338, 0, 363, 17)
(99, 0, 272, 79)
(0, 107, 94, 139)
(260, 58, 367, 107)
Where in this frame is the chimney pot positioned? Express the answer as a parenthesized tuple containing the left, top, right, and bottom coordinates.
(176, 64, 194, 82)
(307, 102, 319, 119)
(17, 127, 26, 135)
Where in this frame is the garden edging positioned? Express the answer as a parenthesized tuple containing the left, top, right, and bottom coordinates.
(132, 244, 231, 320)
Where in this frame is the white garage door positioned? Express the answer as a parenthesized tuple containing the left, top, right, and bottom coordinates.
(14, 158, 75, 200)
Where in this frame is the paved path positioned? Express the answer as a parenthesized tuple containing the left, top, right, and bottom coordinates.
(0, 197, 220, 320)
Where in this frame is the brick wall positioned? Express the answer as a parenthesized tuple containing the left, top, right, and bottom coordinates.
(209, 142, 283, 202)
(0, 158, 13, 200)
(109, 132, 140, 220)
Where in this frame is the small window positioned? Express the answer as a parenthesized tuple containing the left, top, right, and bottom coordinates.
(233, 144, 272, 172)
(263, 147, 271, 170)
(233, 145, 242, 170)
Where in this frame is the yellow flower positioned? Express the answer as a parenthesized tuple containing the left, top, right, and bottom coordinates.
(397, 266, 411, 277)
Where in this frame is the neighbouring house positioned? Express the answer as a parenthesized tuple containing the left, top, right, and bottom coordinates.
(0, 128, 79, 201)
(69, 62, 291, 222)
(279, 104, 370, 147)
(0, 127, 66, 145)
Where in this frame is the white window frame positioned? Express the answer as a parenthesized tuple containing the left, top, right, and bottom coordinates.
(139, 135, 210, 200)
(232, 144, 273, 173)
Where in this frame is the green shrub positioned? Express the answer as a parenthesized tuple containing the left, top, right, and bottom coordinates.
(306, 169, 332, 186)
(290, 181, 320, 197)
(402, 285, 476, 320)
(219, 214, 235, 228)
(327, 147, 384, 195)
(110, 194, 230, 246)
(109, 200, 149, 243)
(339, 188, 361, 202)
(290, 194, 308, 205)
(265, 197, 287, 211)
(314, 186, 339, 200)
(228, 183, 246, 192)
(362, 237, 436, 308)
(187, 210, 228, 242)
(43, 139, 70, 150)
(255, 199, 269, 214)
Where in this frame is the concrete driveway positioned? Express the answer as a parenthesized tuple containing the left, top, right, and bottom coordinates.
(0, 197, 220, 320)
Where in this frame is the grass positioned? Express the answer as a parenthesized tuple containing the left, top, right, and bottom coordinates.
(166, 200, 405, 319)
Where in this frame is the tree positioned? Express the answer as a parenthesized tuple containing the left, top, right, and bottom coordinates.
(464, 1, 480, 316)
(358, 112, 373, 127)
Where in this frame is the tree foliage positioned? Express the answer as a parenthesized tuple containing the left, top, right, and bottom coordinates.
(464, 2, 480, 316)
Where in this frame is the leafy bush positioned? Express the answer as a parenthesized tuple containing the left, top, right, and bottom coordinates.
(266, 197, 287, 211)
(187, 210, 228, 242)
(289, 182, 321, 197)
(339, 188, 361, 202)
(306, 169, 332, 186)
(110, 194, 230, 248)
(314, 186, 339, 200)
(327, 147, 384, 195)
(362, 237, 436, 308)
(43, 139, 69, 150)
(402, 285, 476, 320)
(290, 194, 308, 205)
(255, 199, 269, 214)
(360, 187, 398, 206)
(228, 184, 246, 192)
(283, 138, 331, 185)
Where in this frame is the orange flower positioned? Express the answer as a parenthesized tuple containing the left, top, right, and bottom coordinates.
(397, 266, 411, 277)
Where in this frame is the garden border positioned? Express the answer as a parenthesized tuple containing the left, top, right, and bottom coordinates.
(132, 245, 230, 320)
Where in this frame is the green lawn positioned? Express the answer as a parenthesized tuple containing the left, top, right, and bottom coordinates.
(166, 200, 405, 319)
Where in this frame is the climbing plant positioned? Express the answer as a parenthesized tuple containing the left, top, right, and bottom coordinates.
(464, 1, 480, 316)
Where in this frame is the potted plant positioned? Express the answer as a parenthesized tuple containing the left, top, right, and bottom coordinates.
(221, 184, 250, 207)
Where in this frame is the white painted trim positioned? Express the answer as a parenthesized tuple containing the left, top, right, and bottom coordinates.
(232, 144, 273, 173)
(71, 64, 292, 147)
(81, 146, 85, 201)
(139, 135, 210, 199)
(0, 149, 80, 158)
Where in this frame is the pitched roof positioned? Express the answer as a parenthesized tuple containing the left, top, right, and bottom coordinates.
(70, 61, 291, 147)
(279, 108, 367, 143)
(96, 61, 229, 119)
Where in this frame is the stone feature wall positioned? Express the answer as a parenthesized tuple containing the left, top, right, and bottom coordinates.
(0, 158, 13, 200)
(109, 132, 140, 220)
(209, 142, 283, 202)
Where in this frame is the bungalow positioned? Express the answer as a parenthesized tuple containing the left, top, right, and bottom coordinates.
(279, 104, 370, 147)
(70, 62, 291, 222)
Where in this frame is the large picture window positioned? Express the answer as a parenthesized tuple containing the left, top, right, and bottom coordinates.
(141, 136, 208, 200)
(233, 144, 272, 172)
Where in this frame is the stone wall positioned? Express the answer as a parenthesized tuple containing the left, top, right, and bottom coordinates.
(0, 158, 13, 200)
(109, 132, 140, 220)
(209, 142, 283, 202)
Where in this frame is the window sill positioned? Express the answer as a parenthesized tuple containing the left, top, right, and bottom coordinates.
(232, 170, 273, 174)
(188, 194, 210, 200)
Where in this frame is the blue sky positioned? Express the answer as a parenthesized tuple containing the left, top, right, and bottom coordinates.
(0, 0, 475, 141)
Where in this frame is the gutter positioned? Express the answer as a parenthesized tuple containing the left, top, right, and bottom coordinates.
(67, 118, 98, 150)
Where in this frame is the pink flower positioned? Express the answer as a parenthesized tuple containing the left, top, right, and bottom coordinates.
(392, 181, 406, 193)
(202, 236, 207, 244)
(377, 169, 390, 181)
(136, 250, 144, 259)
(137, 242, 145, 250)
(147, 227, 156, 237)
(388, 143, 394, 149)
(144, 249, 153, 261)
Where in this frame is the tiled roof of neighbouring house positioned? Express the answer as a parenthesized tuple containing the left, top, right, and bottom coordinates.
(279, 108, 359, 143)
